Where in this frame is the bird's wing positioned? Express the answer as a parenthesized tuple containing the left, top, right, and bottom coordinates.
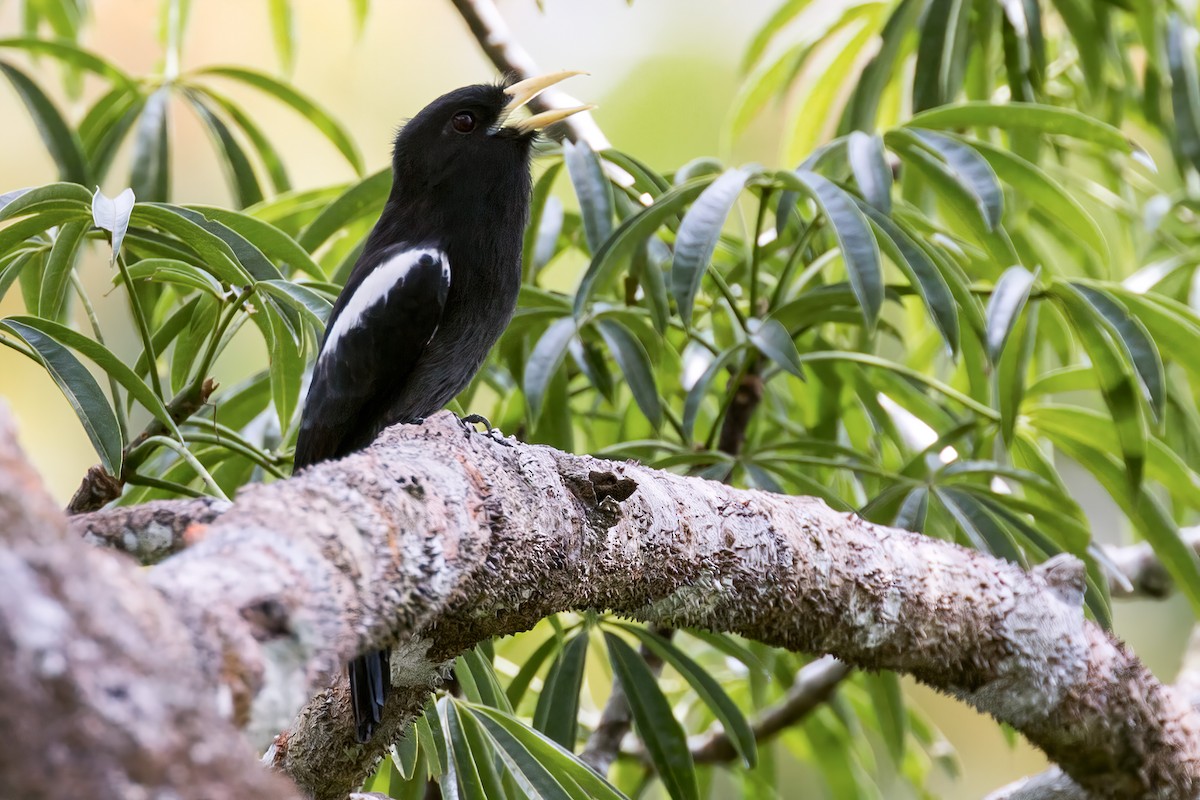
(293, 243, 450, 468)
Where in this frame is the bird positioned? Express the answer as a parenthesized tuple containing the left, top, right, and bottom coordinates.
(292, 72, 591, 743)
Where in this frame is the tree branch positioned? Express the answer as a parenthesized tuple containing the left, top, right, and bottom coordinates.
(448, 0, 609, 150)
(691, 655, 851, 764)
(0, 403, 296, 799)
(26, 410, 1200, 798)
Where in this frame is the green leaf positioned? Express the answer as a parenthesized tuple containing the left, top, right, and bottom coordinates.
(0, 60, 88, 184)
(604, 631, 698, 800)
(789, 170, 883, 330)
(524, 161, 563, 276)
(196, 87, 291, 193)
(121, 258, 225, 298)
(194, 66, 363, 174)
(267, 0, 295, 74)
(997, 291, 1038, 444)
(0, 182, 92, 221)
(847, 131, 891, 214)
(187, 205, 323, 280)
(672, 167, 749, 326)
(297, 169, 390, 252)
(963, 136, 1107, 260)
(985, 266, 1037, 362)
(3, 314, 182, 441)
(574, 177, 713, 318)
(594, 319, 662, 427)
(265, 307, 304, 433)
(741, 0, 816, 72)
(183, 89, 264, 208)
(129, 204, 249, 285)
(889, 134, 1017, 264)
(1, 318, 123, 473)
(161, 204, 284, 282)
(468, 704, 629, 800)
(1053, 284, 1148, 488)
(0, 37, 136, 87)
(747, 317, 804, 379)
(456, 646, 513, 712)
(935, 486, 1022, 562)
(38, 219, 88, 320)
(910, 129, 1004, 229)
(1168, 14, 1200, 172)
(524, 317, 576, 423)
(912, 0, 969, 111)
(840, 0, 923, 132)
(256, 279, 332, 332)
(613, 622, 757, 768)
(506, 634, 561, 709)
(563, 139, 612, 255)
(392, 724, 419, 781)
(533, 631, 588, 748)
(727, 41, 811, 143)
(440, 698, 491, 800)
(856, 201, 958, 352)
(1074, 284, 1165, 424)
(907, 102, 1135, 153)
(863, 671, 906, 763)
(92, 187, 135, 265)
(130, 87, 170, 203)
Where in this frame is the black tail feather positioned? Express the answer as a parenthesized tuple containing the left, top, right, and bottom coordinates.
(349, 649, 390, 743)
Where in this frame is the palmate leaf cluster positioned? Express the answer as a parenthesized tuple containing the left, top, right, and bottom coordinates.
(2, 0, 1200, 797)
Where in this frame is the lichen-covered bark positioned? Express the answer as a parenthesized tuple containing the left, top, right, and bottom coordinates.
(10, 409, 1200, 799)
(0, 409, 297, 800)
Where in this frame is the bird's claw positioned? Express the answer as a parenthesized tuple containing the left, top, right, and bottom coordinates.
(459, 413, 514, 447)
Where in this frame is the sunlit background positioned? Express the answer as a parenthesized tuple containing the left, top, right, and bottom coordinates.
(0, 2, 1191, 797)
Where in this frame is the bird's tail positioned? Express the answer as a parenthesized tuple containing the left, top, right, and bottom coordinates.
(349, 649, 390, 743)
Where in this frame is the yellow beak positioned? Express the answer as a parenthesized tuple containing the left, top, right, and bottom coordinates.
(497, 71, 594, 134)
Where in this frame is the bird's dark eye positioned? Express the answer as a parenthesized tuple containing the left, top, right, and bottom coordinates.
(451, 112, 476, 134)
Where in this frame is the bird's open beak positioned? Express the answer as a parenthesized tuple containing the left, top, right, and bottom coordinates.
(496, 71, 594, 134)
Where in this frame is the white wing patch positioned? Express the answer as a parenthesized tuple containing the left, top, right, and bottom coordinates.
(321, 247, 449, 358)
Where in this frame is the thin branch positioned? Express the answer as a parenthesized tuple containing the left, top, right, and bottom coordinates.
(1103, 529, 1200, 600)
(448, 0, 609, 150)
(692, 656, 851, 764)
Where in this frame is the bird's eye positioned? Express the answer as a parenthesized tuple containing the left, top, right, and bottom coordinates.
(451, 112, 476, 134)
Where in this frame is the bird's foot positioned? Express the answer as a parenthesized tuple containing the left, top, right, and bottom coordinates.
(459, 413, 514, 447)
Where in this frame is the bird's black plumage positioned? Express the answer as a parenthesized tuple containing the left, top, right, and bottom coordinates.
(293, 76, 588, 743)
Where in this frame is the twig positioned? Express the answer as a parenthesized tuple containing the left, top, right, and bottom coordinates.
(448, 0, 609, 150)
(579, 625, 669, 775)
(1103, 528, 1200, 600)
(692, 656, 850, 764)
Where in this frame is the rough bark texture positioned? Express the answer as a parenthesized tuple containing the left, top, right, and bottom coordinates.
(0, 408, 297, 800)
(14, 409, 1200, 798)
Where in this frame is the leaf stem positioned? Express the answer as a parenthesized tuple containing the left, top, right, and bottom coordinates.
(130, 434, 229, 501)
(115, 253, 167, 404)
(749, 188, 772, 315)
(770, 216, 824, 310)
(71, 272, 129, 442)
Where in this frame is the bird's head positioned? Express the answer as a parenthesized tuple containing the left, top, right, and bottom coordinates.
(390, 71, 591, 190)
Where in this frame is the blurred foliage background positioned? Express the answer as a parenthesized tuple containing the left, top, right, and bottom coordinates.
(2, 0, 1200, 797)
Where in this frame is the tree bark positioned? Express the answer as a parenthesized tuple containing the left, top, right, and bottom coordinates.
(0, 406, 297, 800)
(5, 408, 1199, 798)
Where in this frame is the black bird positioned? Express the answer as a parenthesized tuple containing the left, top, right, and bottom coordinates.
(293, 73, 590, 743)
